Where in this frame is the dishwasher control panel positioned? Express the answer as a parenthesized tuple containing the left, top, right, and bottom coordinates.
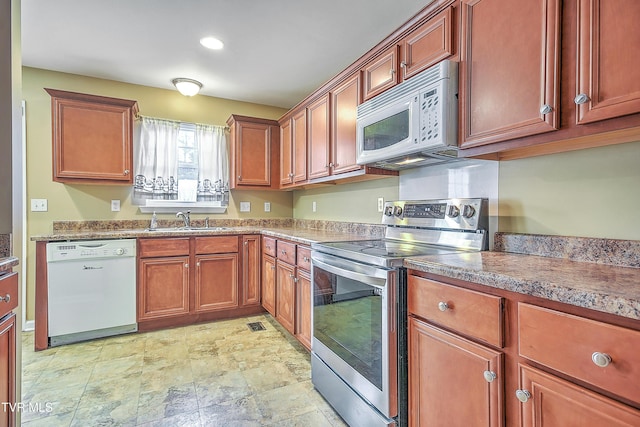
(46, 239, 137, 262)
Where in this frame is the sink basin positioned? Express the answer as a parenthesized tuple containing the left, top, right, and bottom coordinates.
(144, 227, 231, 232)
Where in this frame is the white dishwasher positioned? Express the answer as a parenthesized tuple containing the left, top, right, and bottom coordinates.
(47, 239, 137, 347)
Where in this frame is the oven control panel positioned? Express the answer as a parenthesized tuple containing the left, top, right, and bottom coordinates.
(382, 198, 487, 231)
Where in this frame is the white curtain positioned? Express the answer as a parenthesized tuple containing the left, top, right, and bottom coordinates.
(134, 117, 180, 201)
(196, 124, 229, 202)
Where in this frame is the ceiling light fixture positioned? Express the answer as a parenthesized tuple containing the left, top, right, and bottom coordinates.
(171, 78, 202, 97)
(200, 36, 224, 50)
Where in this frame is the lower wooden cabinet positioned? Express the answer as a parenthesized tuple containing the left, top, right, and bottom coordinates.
(295, 270, 312, 351)
(261, 254, 276, 316)
(517, 364, 640, 427)
(138, 256, 190, 320)
(408, 316, 503, 427)
(194, 253, 238, 313)
(0, 313, 16, 427)
(275, 259, 296, 334)
(241, 235, 261, 306)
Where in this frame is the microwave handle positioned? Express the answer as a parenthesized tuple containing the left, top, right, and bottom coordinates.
(312, 258, 387, 289)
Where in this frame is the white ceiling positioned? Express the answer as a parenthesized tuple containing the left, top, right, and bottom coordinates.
(21, 0, 430, 109)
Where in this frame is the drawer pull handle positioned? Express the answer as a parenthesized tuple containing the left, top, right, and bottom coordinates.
(515, 389, 531, 403)
(438, 301, 449, 312)
(592, 352, 612, 368)
(483, 370, 497, 383)
(281, 250, 287, 255)
(0, 294, 10, 303)
(303, 256, 309, 262)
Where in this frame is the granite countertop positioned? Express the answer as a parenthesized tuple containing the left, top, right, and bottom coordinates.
(0, 257, 19, 273)
(405, 234, 640, 321)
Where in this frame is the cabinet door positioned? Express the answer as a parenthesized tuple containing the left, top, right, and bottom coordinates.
(518, 364, 640, 427)
(280, 119, 293, 185)
(295, 270, 312, 351)
(46, 89, 137, 184)
(408, 317, 503, 427)
(292, 109, 307, 184)
(307, 94, 331, 180)
(363, 46, 399, 101)
(241, 235, 261, 306)
(400, 6, 454, 80)
(575, 0, 640, 124)
(235, 120, 273, 187)
(276, 260, 296, 334)
(459, 0, 561, 148)
(138, 257, 190, 321)
(262, 255, 277, 316)
(194, 254, 239, 313)
(331, 73, 363, 175)
(0, 313, 16, 427)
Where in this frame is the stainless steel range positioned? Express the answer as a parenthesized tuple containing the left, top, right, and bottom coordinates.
(310, 198, 489, 427)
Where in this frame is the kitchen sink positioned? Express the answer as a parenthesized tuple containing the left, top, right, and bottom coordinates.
(144, 227, 231, 232)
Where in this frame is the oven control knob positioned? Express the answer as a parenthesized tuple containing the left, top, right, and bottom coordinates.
(384, 205, 394, 216)
(447, 205, 460, 218)
(394, 206, 403, 217)
(462, 205, 476, 218)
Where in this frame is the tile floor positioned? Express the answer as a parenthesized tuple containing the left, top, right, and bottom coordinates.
(21, 314, 347, 426)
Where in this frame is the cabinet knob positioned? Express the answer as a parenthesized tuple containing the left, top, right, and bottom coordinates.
(124, 169, 130, 175)
(244, 241, 248, 246)
(389, 68, 396, 75)
(196, 262, 200, 267)
(539, 104, 553, 115)
(303, 256, 309, 262)
(185, 263, 189, 269)
(574, 93, 590, 105)
(271, 265, 276, 270)
(238, 175, 242, 181)
(400, 61, 407, 68)
(438, 301, 449, 312)
(591, 352, 612, 368)
(281, 250, 287, 255)
(483, 370, 497, 383)
(515, 389, 531, 403)
(0, 294, 10, 303)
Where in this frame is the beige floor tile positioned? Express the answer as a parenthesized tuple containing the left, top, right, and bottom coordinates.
(199, 395, 264, 427)
(137, 409, 202, 427)
(70, 396, 139, 427)
(194, 370, 252, 408)
(136, 382, 198, 425)
(242, 361, 300, 393)
(20, 410, 76, 427)
(254, 382, 319, 424)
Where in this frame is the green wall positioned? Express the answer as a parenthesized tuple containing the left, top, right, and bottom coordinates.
(23, 67, 290, 320)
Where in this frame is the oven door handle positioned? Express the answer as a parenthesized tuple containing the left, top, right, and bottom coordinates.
(312, 258, 387, 289)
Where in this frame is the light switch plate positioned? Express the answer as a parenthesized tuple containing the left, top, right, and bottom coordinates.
(111, 199, 121, 212)
(377, 197, 384, 212)
(31, 199, 48, 212)
(312, 201, 317, 213)
(240, 201, 251, 212)
(264, 202, 271, 212)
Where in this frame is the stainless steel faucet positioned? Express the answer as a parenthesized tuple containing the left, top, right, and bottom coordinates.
(176, 210, 191, 228)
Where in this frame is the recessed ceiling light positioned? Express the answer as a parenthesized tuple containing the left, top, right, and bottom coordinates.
(200, 36, 224, 50)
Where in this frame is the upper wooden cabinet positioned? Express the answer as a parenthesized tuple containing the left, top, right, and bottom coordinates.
(330, 73, 363, 176)
(227, 115, 280, 190)
(458, 0, 561, 149)
(280, 109, 307, 187)
(575, 0, 640, 125)
(307, 94, 331, 180)
(363, 46, 399, 102)
(45, 88, 138, 185)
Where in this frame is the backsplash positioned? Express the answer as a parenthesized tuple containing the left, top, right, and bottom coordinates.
(495, 233, 640, 268)
(0, 234, 10, 258)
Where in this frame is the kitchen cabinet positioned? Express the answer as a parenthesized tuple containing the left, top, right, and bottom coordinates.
(241, 235, 261, 306)
(276, 259, 296, 334)
(227, 115, 280, 190)
(45, 88, 138, 185)
(575, 0, 640, 125)
(137, 238, 191, 321)
(261, 237, 277, 316)
(362, 46, 399, 101)
(0, 272, 17, 427)
(330, 73, 362, 176)
(279, 109, 307, 187)
(295, 246, 312, 350)
(137, 235, 263, 330)
(408, 271, 640, 426)
(407, 275, 504, 426)
(459, 0, 561, 149)
(307, 94, 331, 180)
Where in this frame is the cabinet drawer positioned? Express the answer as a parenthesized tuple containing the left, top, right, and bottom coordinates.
(0, 272, 18, 318)
(138, 238, 190, 258)
(296, 245, 311, 271)
(408, 276, 503, 347)
(518, 303, 640, 404)
(195, 236, 238, 254)
(263, 236, 276, 257)
(276, 240, 296, 265)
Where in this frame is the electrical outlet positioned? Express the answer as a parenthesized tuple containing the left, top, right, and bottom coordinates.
(377, 197, 384, 212)
(111, 199, 121, 212)
(240, 201, 251, 212)
(264, 202, 271, 212)
(312, 201, 317, 213)
(31, 199, 48, 212)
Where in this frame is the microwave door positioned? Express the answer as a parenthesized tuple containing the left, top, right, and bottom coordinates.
(356, 94, 420, 165)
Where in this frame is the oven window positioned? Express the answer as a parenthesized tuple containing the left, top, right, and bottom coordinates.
(313, 266, 383, 390)
(363, 109, 410, 151)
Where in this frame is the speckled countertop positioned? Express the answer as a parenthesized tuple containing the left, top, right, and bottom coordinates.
(0, 257, 18, 273)
(405, 233, 640, 320)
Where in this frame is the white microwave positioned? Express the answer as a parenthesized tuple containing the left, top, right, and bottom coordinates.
(356, 60, 459, 170)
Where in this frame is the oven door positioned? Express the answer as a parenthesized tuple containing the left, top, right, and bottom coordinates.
(311, 250, 397, 419)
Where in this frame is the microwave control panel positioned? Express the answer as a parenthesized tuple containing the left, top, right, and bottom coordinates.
(420, 88, 440, 143)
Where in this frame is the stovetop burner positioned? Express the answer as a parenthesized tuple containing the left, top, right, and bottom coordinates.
(325, 239, 462, 259)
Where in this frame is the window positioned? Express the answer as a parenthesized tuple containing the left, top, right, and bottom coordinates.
(133, 117, 229, 212)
